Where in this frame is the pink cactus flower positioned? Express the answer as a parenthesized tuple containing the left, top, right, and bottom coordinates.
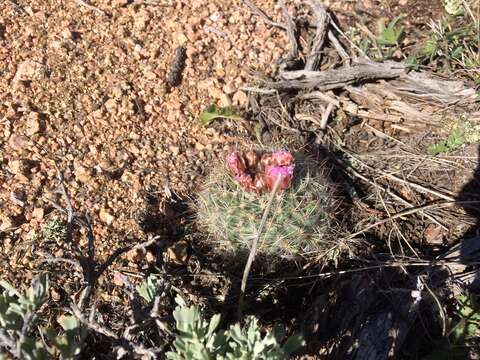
(264, 164, 295, 190)
(226, 151, 246, 176)
(226, 150, 295, 192)
(260, 151, 295, 167)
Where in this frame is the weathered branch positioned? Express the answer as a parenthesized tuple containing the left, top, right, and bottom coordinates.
(304, 0, 329, 71)
(280, 0, 299, 60)
(271, 60, 406, 91)
(241, 0, 286, 30)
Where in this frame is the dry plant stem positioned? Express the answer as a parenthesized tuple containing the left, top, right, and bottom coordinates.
(75, 0, 106, 15)
(327, 30, 350, 65)
(71, 302, 159, 359)
(328, 14, 365, 58)
(320, 102, 335, 129)
(339, 151, 447, 229)
(272, 60, 405, 90)
(424, 282, 446, 337)
(55, 163, 74, 244)
(238, 176, 282, 320)
(378, 188, 420, 258)
(304, 0, 329, 71)
(339, 146, 457, 201)
(298, 91, 339, 106)
(50, 165, 160, 310)
(346, 200, 480, 240)
(37, 257, 83, 272)
(241, 0, 286, 29)
(280, 0, 299, 59)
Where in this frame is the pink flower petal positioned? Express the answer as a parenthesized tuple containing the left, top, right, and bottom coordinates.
(265, 164, 295, 190)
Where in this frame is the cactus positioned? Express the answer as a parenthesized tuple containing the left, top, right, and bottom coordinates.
(196, 150, 340, 264)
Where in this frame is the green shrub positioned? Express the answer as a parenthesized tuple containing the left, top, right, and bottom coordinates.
(0, 275, 85, 359)
(166, 299, 304, 360)
(41, 219, 67, 244)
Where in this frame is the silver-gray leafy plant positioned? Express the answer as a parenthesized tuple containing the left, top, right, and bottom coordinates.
(166, 298, 304, 360)
(0, 275, 85, 359)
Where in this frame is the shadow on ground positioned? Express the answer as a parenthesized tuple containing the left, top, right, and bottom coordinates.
(458, 146, 480, 291)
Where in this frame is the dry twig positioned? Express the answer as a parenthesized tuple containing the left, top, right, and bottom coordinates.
(304, 0, 329, 71)
(238, 176, 282, 319)
(273, 60, 405, 90)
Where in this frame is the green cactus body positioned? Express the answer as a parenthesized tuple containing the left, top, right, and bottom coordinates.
(196, 154, 339, 264)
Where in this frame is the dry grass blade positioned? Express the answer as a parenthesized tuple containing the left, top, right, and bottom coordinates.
(346, 200, 480, 240)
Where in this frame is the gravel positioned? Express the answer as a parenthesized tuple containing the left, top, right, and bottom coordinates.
(0, 0, 288, 283)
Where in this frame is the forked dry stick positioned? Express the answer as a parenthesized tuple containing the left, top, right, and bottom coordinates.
(75, 0, 107, 16)
(238, 175, 282, 320)
(280, 0, 299, 60)
(241, 0, 286, 29)
(304, 0, 329, 71)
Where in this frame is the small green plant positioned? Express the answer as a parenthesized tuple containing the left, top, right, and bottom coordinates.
(428, 127, 465, 155)
(444, 0, 464, 16)
(136, 274, 163, 303)
(196, 151, 341, 265)
(199, 105, 243, 126)
(166, 299, 304, 360)
(423, 293, 480, 360)
(41, 218, 67, 244)
(450, 293, 480, 341)
(346, 15, 405, 61)
(377, 15, 405, 46)
(44, 316, 86, 359)
(0, 275, 50, 359)
(420, 11, 480, 79)
(0, 275, 85, 359)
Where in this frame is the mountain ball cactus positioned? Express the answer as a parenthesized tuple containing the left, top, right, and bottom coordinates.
(196, 149, 342, 264)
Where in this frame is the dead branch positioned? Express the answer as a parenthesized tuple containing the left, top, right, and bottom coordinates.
(272, 60, 406, 90)
(327, 30, 350, 65)
(304, 0, 329, 71)
(240, 0, 286, 30)
(280, 0, 299, 60)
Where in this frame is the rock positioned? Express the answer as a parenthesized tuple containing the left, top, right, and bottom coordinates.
(111, 0, 128, 7)
(208, 86, 224, 100)
(223, 82, 236, 95)
(169, 146, 180, 156)
(0, 215, 14, 231)
(175, 32, 188, 45)
(424, 224, 444, 244)
(32, 207, 44, 220)
(126, 247, 146, 263)
(145, 251, 156, 264)
(74, 166, 91, 183)
(198, 78, 215, 90)
(219, 93, 232, 107)
(165, 240, 189, 265)
(99, 208, 115, 225)
(8, 159, 29, 176)
(8, 134, 29, 151)
(13, 60, 45, 84)
(232, 90, 248, 106)
(104, 98, 117, 113)
(10, 189, 26, 207)
(25, 112, 42, 136)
